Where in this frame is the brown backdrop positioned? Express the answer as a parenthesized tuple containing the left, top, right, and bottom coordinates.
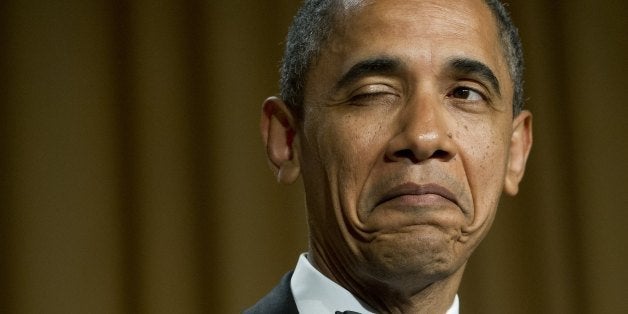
(1, 0, 627, 313)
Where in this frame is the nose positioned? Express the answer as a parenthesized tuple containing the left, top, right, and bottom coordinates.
(385, 94, 457, 163)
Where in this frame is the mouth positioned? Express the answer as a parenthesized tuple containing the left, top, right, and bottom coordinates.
(375, 182, 460, 209)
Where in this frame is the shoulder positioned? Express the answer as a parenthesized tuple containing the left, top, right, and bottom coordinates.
(243, 271, 298, 314)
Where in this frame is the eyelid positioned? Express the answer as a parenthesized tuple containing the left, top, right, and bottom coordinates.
(462, 78, 494, 99)
(349, 83, 398, 97)
(345, 83, 401, 107)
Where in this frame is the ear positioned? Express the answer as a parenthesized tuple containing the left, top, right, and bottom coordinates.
(503, 110, 533, 196)
(260, 96, 300, 184)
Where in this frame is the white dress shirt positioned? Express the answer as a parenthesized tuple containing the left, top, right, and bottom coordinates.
(290, 253, 459, 313)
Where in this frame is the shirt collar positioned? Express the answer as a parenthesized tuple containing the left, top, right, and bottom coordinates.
(290, 253, 459, 314)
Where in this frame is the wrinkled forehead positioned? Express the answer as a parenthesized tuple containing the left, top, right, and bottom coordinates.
(317, 0, 506, 75)
(337, 0, 493, 15)
(333, 0, 499, 40)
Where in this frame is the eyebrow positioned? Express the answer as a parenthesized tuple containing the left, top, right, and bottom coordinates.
(335, 57, 403, 90)
(447, 58, 501, 96)
(334, 56, 502, 97)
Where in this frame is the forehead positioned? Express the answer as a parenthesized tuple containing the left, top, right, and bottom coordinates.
(340, 0, 494, 31)
(335, 0, 502, 63)
(304, 0, 511, 103)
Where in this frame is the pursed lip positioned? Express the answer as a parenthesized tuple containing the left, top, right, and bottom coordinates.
(376, 182, 459, 208)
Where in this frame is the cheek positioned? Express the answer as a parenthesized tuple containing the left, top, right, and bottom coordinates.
(303, 110, 391, 221)
(316, 112, 387, 177)
(301, 111, 392, 254)
(456, 120, 510, 211)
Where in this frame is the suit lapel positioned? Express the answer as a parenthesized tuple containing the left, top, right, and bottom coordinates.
(244, 271, 298, 313)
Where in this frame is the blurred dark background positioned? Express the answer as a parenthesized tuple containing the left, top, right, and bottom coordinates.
(1, 0, 627, 313)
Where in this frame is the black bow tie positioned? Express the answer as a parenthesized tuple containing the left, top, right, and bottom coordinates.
(335, 311, 362, 314)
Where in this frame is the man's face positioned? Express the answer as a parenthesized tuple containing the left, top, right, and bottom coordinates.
(267, 0, 532, 290)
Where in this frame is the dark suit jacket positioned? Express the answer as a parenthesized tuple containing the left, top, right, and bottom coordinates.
(243, 271, 299, 313)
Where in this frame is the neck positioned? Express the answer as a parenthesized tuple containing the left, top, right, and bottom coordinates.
(308, 249, 464, 314)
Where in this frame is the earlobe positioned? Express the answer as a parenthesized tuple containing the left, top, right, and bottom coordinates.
(504, 110, 533, 196)
(260, 96, 301, 184)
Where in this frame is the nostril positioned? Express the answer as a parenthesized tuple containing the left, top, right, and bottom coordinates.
(432, 149, 449, 159)
(388, 148, 450, 163)
(392, 149, 420, 163)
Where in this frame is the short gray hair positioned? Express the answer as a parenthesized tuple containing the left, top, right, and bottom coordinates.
(280, 0, 525, 117)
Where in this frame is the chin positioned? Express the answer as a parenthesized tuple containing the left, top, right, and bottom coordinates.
(360, 225, 467, 287)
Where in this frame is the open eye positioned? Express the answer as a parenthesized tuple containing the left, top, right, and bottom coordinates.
(449, 87, 485, 101)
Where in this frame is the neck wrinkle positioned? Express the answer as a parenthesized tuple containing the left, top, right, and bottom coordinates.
(308, 245, 465, 314)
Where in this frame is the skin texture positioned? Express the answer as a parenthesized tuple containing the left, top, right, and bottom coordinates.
(261, 0, 533, 312)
